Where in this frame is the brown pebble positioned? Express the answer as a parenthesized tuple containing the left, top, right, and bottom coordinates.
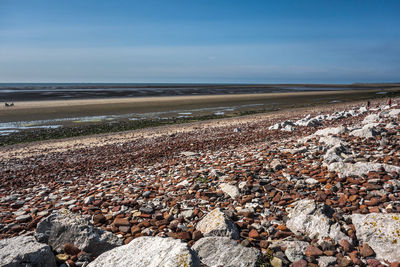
(192, 230, 203, 241)
(292, 259, 307, 267)
(340, 239, 352, 252)
(305, 245, 323, 257)
(63, 243, 80, 256)
(360, 242, 375, 257)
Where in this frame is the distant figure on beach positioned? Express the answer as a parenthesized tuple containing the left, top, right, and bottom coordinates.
(4, 102, 14, 107)
(388, 98, 392, 107)
(367, 101, 370, 109)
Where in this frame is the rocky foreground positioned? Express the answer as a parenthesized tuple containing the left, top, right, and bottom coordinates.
(1, 99, 400, 266)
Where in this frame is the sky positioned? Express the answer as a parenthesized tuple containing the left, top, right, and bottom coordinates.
(0, 0, 399, 83)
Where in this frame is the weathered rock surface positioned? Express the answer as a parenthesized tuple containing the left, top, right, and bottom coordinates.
(88, 236, 199, 267)
(192, 237, 260, 267)
(286, 199, 350, 244)
(328, 162, 400, 178)
(196, 208, 239, 239)
(219, 183, 239, 199)
(284, 241, 309, 262)
(35, 210, 122, 256)
(0, 235, 56, 267)
(351, 213, 400, 262)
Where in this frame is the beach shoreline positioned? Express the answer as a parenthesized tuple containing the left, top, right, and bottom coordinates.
(1, 88, 399, 123)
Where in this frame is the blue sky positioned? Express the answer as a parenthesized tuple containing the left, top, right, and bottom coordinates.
(0, 0, 399, 83)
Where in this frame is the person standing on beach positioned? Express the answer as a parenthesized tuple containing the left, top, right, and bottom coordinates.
(388, 98, 392, 107)
(367, 101, 370, 109)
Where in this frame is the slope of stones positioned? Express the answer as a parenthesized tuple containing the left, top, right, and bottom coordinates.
(0, 99, 400, 266)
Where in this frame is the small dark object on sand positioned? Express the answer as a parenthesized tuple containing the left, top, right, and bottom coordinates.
(5, 102, 14, 107)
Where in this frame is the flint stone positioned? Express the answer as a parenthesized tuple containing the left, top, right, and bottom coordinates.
(87, 236, 200, 267)
(0, 235, 56, 267)
(351, 213, 400, 262)
(286, 199, 350, 244)
(180, 151, 198, 157)
(319, 136, 346, 147)
(388, 109, 400, 118)
(328, 162, 400, 178)
(35, 209, 122, 257)
(270, 159, 284, 171)
(314, 126, 347, 136)
(362, 114, 380, 125)
(219, 183, 240, 199)
(284, 241, 309, 262)
(350, 123, 381, 139)
(318, 256, 337, 267)
(196, 208, 239, 239)
(192, 237, 260, 267)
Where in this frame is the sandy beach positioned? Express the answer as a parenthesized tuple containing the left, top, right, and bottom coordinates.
(1, 89, 399, 123)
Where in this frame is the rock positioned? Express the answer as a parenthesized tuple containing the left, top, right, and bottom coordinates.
(286, 199, 350, 244)
(196, 208, 239, 239)
(350, 123, 381, 139)
(284, 241, 309, 262)
(192, 237, 260, 267)
(292, 259, 307, 267)
(362, 114, 380, 124)
(360, 242, 375, 257)
(270, 159, 284, 171)
(15, 214, 31, 222)
(0, 235, 56, 267)
(270, 257, 282, 267)
(84, 196, 94, 205)
(314, 126, 347, 136)
(318, 256, 337, 267)
(304, 245, 323, 257)
(180, 151, 198, 157)
(351, 213, 400, 262)
(219, 183, 239, 199)
(64, 243, 81, 255)
(87, 236, 200, 267)
(328, 162, 400, 178)
(35, 210, 122, 257)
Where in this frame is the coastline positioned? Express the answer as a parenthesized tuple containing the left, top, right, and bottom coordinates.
(1, 88, 399, 123)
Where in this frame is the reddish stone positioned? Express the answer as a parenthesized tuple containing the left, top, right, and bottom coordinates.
(340, 239, 353, 252)
(367, 259, 381, 267)
(248, 229, 260, 239)
(349, 251, 363, 265)
(305, 245, 323, 257)
(66, 260, 76, 267)
(176, 232, 191, 241)
(292, 259, 307, 267)
(274, 230, 292, 239)
(192, 230, 203, 241)
(390, 262, 400, 267)
(63, 243, 80, 256)
(93, 214, 106, 224)
(113, 217, 130, 227)
(124, 237, 134, 245)
(277, 224, 288, 231)
(360, 243, 375, 257)
(259, 240, 269, 249)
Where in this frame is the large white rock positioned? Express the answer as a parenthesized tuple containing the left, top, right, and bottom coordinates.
(323, 144, 350, 164)
(192, 237, 260, 267)
(314, 126, 347, 137)
(0, 236, 56, 267)
(196, 208, 239, 239)
(350, 123, 381, 139)
(351, 213, 400, 262)
(286, 199, 350, 244)
(219, 183, 240, 199)
(35, 209, 122, 256)
(388, 109, 400, 118)
(362, 114, 380, 125)
(328, 162, 400, 178)
(88, 236, 200, 267)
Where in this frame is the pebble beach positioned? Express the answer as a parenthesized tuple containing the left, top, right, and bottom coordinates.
(1, 97, 400, 266)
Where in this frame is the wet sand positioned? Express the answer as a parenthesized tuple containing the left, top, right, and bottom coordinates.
(1, 89, 399, 123)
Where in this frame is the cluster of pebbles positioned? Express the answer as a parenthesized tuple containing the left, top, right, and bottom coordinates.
(1, 98, 400, 266)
